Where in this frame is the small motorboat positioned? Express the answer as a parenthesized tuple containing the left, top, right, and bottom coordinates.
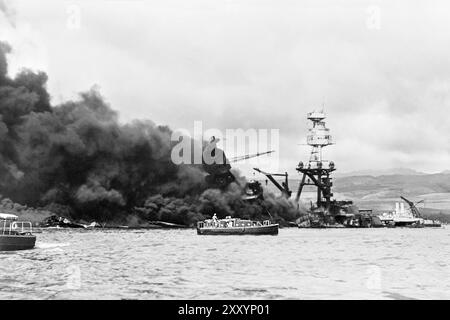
(0, 213, 36, 251)
(197, 215, 279, 235)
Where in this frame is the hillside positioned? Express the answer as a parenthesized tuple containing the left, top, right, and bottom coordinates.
(259, 173, 450, 218)
(334, 168, 428, 177)
(334, 173, 450, 218)
(334, 173, 450, 199)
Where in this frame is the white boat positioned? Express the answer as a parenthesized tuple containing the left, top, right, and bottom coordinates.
(0, 213, 36, 251)
(197, 215, 279, 235)
(378, 200, 441, 227)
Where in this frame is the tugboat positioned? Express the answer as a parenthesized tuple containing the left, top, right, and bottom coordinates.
(0, 213, 36, 251)
(197, 214, 279, 235)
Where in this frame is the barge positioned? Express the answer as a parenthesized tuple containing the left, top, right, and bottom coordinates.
(197, 215, 279, 235)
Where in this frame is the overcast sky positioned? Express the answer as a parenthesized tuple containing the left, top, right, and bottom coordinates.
(1, 0, 449, 176)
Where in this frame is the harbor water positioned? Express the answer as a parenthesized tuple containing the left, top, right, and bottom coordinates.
(0, 227, 449, 299)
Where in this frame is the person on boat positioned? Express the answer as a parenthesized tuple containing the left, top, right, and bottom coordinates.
(212, 213, 218, 227)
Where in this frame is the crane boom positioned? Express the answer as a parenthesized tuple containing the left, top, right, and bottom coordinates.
(400, 196, 422, 218)
(253, 168, 292, 198)
(229, 150, 275, 163)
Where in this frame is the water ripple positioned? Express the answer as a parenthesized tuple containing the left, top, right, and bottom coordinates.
(0, 227, 449, 299)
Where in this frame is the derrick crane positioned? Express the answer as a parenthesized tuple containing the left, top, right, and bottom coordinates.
(253, 168, 292, 198)
(400, 196, 424, 218)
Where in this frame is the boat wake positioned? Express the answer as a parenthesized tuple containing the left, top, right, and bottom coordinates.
(36, 242, 71, 249)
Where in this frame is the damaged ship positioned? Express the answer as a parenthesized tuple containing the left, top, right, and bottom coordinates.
(255, 110, 383, 228)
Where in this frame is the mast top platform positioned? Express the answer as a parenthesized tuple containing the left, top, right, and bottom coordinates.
(307, 111, 326, 122)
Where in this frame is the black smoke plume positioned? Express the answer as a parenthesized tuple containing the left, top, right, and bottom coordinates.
(0, 42, 301, 225)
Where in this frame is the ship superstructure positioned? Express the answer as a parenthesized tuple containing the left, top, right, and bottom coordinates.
(295, 111, 335, 208)
(293, 111, 364, 227)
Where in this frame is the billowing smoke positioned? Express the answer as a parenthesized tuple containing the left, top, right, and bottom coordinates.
(0, 42, 301, 225)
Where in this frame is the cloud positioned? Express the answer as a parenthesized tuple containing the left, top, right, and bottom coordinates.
(2, 0, 450, 175)
(0, 0, 16, 27)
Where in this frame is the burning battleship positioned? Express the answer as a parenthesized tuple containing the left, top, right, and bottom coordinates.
(292, 111, 377, 228)
(201, 136, 274, 189)
(199, 111, 441, 229)
(255, 111, 383, 228)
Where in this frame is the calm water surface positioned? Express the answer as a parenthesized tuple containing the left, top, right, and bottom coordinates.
(0, 227, 449, 299)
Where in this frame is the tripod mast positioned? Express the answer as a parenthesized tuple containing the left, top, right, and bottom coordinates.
(295, 111, 335, 210)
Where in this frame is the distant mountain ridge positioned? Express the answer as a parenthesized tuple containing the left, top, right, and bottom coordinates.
(333, 172, 450, 196)
(266, 171, 450, 214)
(334, 168, 447, 178)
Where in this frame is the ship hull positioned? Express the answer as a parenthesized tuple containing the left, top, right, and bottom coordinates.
(197, 224, 279, 235)
(394, 220, 420, 227)
(0, 235, 36, 251)
(423, 223, 442, 227)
